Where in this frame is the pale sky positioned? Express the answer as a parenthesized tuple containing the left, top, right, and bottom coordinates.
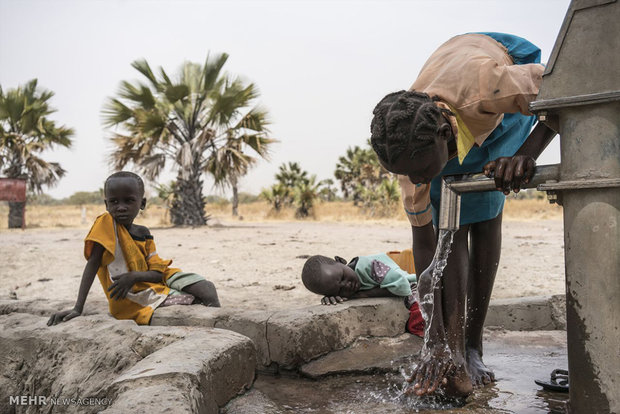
(0, 0, 571, 199)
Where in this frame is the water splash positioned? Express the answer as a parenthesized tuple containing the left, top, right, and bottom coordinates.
(363, 371, 464, 411)
(362, 229, 460, 409)
(418, 229, 456, 353)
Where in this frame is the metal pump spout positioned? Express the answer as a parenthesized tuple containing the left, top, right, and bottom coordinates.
(438, 164, 561, 231)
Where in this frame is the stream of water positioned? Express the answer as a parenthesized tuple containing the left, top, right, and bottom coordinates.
(416, 228, 457, 368)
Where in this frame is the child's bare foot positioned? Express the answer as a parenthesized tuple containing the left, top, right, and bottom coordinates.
(466, 347, 495, 387)
(444, 363, 474, 397)
(407, 345, 454, 396)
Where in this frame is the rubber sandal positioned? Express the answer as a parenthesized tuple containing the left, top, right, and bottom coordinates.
(535, 369, 569, 392)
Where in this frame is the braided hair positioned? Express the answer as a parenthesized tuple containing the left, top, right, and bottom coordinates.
(104, 171, 145, 197)
(370, 90, 453, 165)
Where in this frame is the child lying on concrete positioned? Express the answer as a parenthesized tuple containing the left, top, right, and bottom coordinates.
(48, 171, 220, 326)
(301, 250, 424, 336)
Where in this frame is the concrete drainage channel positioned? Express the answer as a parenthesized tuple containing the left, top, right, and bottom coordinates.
(0, 296, 567, 413)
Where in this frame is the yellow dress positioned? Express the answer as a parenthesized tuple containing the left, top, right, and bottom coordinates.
(84, 212, 180, 325)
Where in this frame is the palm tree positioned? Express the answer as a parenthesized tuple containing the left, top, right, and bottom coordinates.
(318, 178, 338, 201)
(334, 145, 363, 201)
(293, 175, 322, 218)
(0, 79, 74, 228)
(334, 140, 390, 205)
(274, 162, 308, 205)
(205, 115, 275, 216)
(103, 53, 273, 225)
(259, 183, 287, 211)
(358, 177, 401, 217)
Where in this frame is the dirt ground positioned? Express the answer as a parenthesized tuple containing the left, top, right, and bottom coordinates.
(0, 217, 565, 311)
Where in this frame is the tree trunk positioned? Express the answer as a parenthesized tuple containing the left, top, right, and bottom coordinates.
(170, 169, 207, 226)
(8, 201, 25, 229)
(231, 178, 239, 217)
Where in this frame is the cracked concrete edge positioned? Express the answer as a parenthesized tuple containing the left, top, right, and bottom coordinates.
(299, 333, 423, 379)
(152, 298, 409, 369)
(0, 294, 567, 369)
(0, 298, 109, 317)
(265, 298, 409, 369)
(153, 306, 275, 367)
(0, 313, 256, 414)
(485, 295, 567, 331)
(106, 328, 256, 414)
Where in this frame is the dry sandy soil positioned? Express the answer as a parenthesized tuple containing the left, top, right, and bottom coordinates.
(0, 217, 565, 311)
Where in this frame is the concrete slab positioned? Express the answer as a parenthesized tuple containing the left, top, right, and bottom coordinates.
(152, 298, 409, 370)
(152, 306, 274, 367)
(222, 389, 281, 414)
(1, 293, 568, 378)
(0, 298, 109, 317)
(485, 295, 566, 331)
(300, 333, 423, 379)
(213, 310, 273, 367)
(109, 329, 256, 414)
(0, 313, 256, 414)
(223, 330, 568, 414)
(150, 304, 230, 327)
(266, 298, 408, 369)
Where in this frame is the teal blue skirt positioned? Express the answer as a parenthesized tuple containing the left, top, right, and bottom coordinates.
(430, 32, 541, 226)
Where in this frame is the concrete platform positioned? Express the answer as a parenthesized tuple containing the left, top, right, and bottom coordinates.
(0, 295, 568, 413)
(223, 330, 569, 414)
(483, 295, 566, 331)
(151, 297, 411, 370)
(0, 313, 255, 414)
(0, 294, 567, 372)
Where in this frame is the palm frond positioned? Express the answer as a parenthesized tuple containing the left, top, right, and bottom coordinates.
(131, 59, 162, 91)
(202, 52, 229, 92)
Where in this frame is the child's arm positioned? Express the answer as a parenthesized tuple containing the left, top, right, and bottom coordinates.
(47, 242, 104, 326)
(107, 270, 164, 300)
(350, 287, 396, 299)
(321, 287, 396, 305)
(106, 223, 166, 300)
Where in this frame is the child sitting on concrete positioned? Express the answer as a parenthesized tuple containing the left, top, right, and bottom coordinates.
(301, 250, 424, 336)
(48, 171, 220, 326)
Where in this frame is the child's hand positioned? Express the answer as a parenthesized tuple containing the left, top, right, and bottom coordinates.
(47, 308, 81, 326)
(108, 273, 137, 300)
(321, 296, 348, 305)
(483, 155, 536, 195)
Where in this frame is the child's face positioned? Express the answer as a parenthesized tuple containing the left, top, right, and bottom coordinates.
(104, 177, 146, 227)
(316, 263, 360, 298)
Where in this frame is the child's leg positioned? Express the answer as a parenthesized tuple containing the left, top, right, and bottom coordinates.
(465, 213, 502, 386)
(182, 280, 221, 307)
(440, 223, 474, 396)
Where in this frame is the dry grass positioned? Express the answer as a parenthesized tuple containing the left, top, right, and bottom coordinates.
(502, 196, 563, 220)
(0, 197, 562, 230)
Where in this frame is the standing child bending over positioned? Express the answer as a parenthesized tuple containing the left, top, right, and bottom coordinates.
(301, 249, 424, 336)
(48, 172, 220, 326)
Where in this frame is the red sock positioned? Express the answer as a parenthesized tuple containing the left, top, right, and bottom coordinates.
(406, 302, 425, 337)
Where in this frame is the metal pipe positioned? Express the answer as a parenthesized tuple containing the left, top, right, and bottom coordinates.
(438, 181, 461, 231)
(446, 164, 561, 193)
(437, 164, 561, 231)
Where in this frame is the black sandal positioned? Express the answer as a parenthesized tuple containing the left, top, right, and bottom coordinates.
(535, 369, 569, 392)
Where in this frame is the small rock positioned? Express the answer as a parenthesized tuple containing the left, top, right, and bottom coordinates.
(273, 285, 295, 291)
